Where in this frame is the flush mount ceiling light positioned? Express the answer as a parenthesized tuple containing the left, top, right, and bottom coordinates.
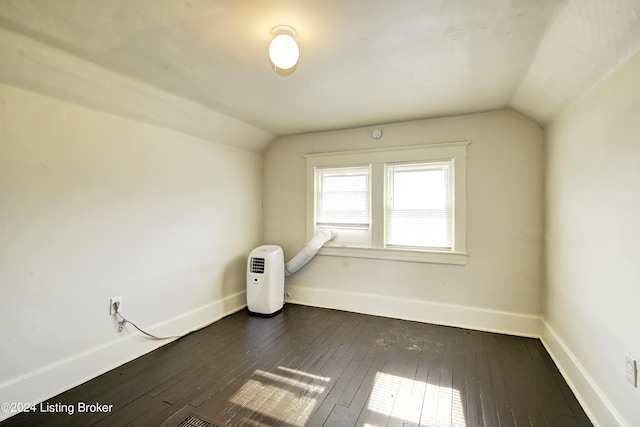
(269, 25, 299, 72)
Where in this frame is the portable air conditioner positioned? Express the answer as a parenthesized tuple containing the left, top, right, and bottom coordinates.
(246, 245, 284, 316)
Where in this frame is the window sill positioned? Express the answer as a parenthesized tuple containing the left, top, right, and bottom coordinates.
(317, 246, 467, 265)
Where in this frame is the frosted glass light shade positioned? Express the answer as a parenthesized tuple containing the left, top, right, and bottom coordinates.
(269, 32, 299, 70)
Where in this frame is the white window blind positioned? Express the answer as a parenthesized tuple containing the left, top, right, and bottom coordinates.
(315, 166, 370, 229)
(386, 161, 453, 250)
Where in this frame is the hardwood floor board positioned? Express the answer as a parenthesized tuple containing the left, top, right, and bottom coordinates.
(485, 333, 519, 427)
(452, 329, 479, 427)
(357, 321, 450, 425)
(411, 336, 436, 426)
(91, 394, 171, 427)
(262, 381, 315, 427)
(355, 338, 415, 425)
(418, 328, 446, 426)
(274, 315, 364, 426)
(472, 331, 500, 427)
(9, 345, 210, 427)
(322, 355, 386, 426)
(63, 312, 256, 416)
(496, 335, 535, 426)
(304, 316, 378, 425)
(527, 403, 552, 427)
(499, 336, 552, 427)
(436, 326, 457, 427)
(224, 374, 291, 426)
(187, 357, 260, 408)
(225, 315, 351, 426)
(454, 330, 481, 427)
(245, 310, 354, 423)
(198, 308, 345, 422)
(333, 347, 379, 409)
(523, 338, 592, 426)
(197, 352, 296, 420)
(389, 325, 432, 426)
(152, 314, 279, 405)
(384, 351, 422, 426)
(1, 405, 100, 427)
(182, 308, 295, 408)
(1, 305, 592, 427)
(244, 362, 327, 426)
(193, 330, 312, 407)
(236, 412, 299, 427)
(321, 314, 389, 410)
(144, 317, 259, 399)
(527, 338, 581, 421)
(358, 317, 426, 425)
(153, 365, 222, 405)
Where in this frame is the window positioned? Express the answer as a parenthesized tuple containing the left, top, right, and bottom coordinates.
(386, 161, 453, 250)
(315, 165, 371, 245)
(306, 142, 468, 265)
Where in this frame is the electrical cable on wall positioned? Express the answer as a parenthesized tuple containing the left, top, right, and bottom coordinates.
(112, 301, 182, 340)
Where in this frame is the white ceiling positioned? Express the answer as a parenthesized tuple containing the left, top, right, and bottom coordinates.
(0, 0, 639, 137)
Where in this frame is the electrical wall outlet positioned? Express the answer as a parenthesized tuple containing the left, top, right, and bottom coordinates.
(626, 353, 637, 387)
(109, 296, 122, 315)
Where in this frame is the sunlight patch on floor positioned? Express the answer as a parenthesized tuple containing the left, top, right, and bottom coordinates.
(366, 372, 466, 426)
(276, 366, 331, 382)
(255, 369, 327, 394)
(229, 366, 329, 427)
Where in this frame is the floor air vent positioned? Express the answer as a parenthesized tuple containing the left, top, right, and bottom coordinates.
(177, 415, 218, 427)
(249, 257, 265, 274)
(159, 405, 223, 427)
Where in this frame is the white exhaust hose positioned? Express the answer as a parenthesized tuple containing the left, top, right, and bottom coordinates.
(285, 229, 336, 276)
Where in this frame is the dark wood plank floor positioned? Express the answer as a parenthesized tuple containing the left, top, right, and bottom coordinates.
(2, 304, 592, 426)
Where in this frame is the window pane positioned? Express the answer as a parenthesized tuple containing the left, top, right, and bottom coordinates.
(386, 161, 453, 250)
(392, 169, 447, 209)
(316, 166, 370, 229)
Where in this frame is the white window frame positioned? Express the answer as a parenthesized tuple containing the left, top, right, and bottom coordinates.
(305, 142, 469, 265)
(314, 165, 372, 246)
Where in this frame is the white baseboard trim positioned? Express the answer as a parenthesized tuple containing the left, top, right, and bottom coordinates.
(0, 291, 247, 422)
(285, 285, 542, 338)
(4, 289, 618, 426)
(540, 321, 626, 427)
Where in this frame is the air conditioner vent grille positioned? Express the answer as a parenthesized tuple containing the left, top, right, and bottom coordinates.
(250, 257, 265, 274)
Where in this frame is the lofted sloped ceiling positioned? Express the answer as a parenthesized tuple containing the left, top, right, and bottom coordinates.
(0, 0, 639, 139)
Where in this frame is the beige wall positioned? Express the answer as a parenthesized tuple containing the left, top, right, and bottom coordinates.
(0, 83, 262, 411)
(264, 110, 545, 334)
(544, 50, 640, 426)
